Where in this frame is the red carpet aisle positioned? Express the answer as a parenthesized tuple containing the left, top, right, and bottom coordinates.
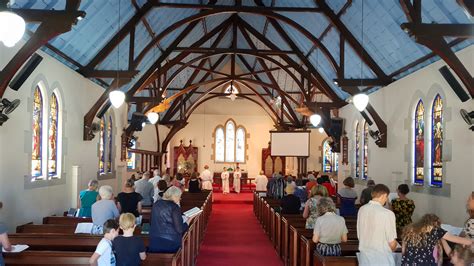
(196, 192, 283, 266)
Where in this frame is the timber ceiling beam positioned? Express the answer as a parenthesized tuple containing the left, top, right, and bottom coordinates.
(172, 47, 297, 55)
(457, 0, 474, 17)
(81, 70, 140, 79)
(0, 1, 84, 98)
(401, 23, 474, 38)
(334, 78, 392, 87)
(153, 3, 322, 13)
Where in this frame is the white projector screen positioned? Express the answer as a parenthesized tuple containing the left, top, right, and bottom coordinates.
(270, 131, 310, 157)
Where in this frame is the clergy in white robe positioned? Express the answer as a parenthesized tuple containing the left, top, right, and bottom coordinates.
(221, 167, 230, 194)
(255, 170, 268, 192)
(200, 165, 213, 191)
(233, 167, 242, 193)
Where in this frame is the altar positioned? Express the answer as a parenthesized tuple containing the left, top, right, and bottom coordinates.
(213, 172, 254, 191)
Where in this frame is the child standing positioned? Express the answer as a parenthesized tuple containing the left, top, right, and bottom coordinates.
(89, 219, 119, 266)
(113, 213, 146, 265)
(402, 214, 473, 265)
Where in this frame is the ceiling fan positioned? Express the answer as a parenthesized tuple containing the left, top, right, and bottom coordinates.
(460, 109, 474, 131)
(0, 98, 21, 126)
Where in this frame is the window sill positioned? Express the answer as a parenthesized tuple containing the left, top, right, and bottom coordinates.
(24, 174, 66, 189)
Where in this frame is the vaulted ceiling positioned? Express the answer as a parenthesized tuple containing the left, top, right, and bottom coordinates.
(6, 0, 474, 139)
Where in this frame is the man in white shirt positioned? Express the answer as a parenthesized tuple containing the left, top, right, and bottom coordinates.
(200, 165, 213, 191)
(357, 184, 398, 266)
(255, 170, 268, 192)
(149, 169, 161, 201)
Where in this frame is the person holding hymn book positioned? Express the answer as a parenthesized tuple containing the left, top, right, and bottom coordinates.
(188, 172, 201, 193)
(280, 185, 301, 214)
(221, 167, 230, 194)
(149, 187, 189, 253)
(116, 179, 142, 218)
(401, 214, 473, 265)
(92, 186, 120, 235)
(78, 179, 99, 218)
(312, 197, 348, 256)
(233, 167, 242, 194)
(113, 213, 146, 265)
(89, 219, 119, 266)
(255, 170, 268, 192)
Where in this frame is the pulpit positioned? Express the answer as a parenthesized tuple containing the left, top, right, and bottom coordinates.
(262, 143, 286, 177)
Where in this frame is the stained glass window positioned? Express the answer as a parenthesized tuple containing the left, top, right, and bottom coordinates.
(355, 122, 360, 178)
(363, 122, 369, 179)
(107, 116, 113, 173)
(236, 127, 245, 162)
(48, 93, 59, 177)
(32, 87, 43, 178)
(431, 95, 443, 187)
(99, 118, 105, 174)
(323, 139, 339, 173)
(127, 139, 136, 169)
(225, 120, 235, 162)
(414, 100, 425, 185)
(215, 127, 225, 162)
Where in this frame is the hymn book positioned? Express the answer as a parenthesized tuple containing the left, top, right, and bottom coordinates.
(74, 222, 94, 234)
(2, 244, 29, 253)
(183, 207, 203, 219)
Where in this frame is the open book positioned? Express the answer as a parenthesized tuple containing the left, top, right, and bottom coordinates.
(2, 244, 29, 253)
(74, 222, 94, 234)
(441, 224, 463, 236)
(183, 207, 203, 219)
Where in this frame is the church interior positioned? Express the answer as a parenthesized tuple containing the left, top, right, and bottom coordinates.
(0, 0, 473, 265)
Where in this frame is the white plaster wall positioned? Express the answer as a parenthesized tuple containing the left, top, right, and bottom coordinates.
(338, 46, 474, 227)
(0, 45, 126, 230)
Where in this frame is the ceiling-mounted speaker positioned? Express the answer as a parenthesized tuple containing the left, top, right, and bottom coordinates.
(96, 101, 111, 119)
(9, 54, 43, 91)
(360, 111, 373, 126)
(439, 66, 470, 102)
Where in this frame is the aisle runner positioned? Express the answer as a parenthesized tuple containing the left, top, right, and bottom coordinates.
(196, 192, 283, 266)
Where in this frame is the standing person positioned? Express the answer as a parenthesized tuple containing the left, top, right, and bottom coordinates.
(91, 186, 120, 235)
(149, 187, 189, 253)
(303, 185, 329, 229)
(221, 167, 230, 194)
(89, 219, 119, 266)
(171, 173, 185, 192)
(320, 175, 336, 197)
(233, 167, 242, 194)
(134, 172, 154, 207)
(280, 185, 301, 214)
(357, 184, 398, 266)
(113, 213, 146, 265)
(312, 197, 348, 256)
(255, 171, 268, 192)
(462, 192, 474, 239)
(149, 169, 161, 200)
(306, 174, 317, 196)
(401, 214, 472, 265)
(360, 180, 375, 205)
(116, 178, 142, 218)
(0, 204, 12, 265)
(78, 179, 99, 217)
(188, 173, 201, 193)
(391, 184, 415, 233)
(337, 177, 358, 217)
(200, 165, 213, 191)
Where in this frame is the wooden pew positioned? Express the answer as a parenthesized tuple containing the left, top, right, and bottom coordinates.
(313, 253, 358, 266)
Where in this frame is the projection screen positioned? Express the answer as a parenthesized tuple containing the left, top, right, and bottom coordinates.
(270, 131, 310, 157)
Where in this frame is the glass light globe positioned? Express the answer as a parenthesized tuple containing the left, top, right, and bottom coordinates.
(109, 90, 125, 108)
(147, 112, 159, 124)
(0, 11, 26, 47)
(310, 114, 321, 127)
(353, 93, 369, 111)
(318, 127, 324, 133)
(141, 122, 146, 128)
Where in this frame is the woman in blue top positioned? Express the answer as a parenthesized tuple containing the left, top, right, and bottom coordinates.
(149, 186, 189, 253)
(336, 177, 358, 217)
(78, 179, 99, 217)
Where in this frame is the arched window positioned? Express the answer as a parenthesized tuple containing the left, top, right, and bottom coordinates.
(48, 93, 59, 177)
(107, 116, 113, 173)
(414, 100, 425, 185)
(215, 127, 225, 162)
(127, 139, 137, 169)
(99, 118, 105, 174)
(214, 119, 247, 163)
(322, 139, 338, 173)
(355, 122, 360, 178)
(431, 95, 443, 187)
(236, 127, 246, 163)
(32, 87, 44, 178)
(225, 120, 235, 162)
(363, 122, 369, 179)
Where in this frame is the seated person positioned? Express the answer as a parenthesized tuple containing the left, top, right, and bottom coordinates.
(280, 185, 301, 214)
(113, 213, 146, 265)
(134, 172, 154, 207)
(305, 174, 317, 196)
(89, 219, 119, 265)
(171, 173, 185, 192)
(188, 172, 201, 193)
(359, 180, 375, 205)
(312, 197, 348, 256)
(117, 178, 143, 217)
(91, 185, 120, 234)
(78, 179, 99, 217)
(149, 186, 189, 253)
(154, 180, 169, 202)
(337, 177, 358, 217)
(320, 175, 336, 197)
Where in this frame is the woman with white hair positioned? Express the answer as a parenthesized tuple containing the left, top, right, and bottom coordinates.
(78, 179, 99, 217)
(91, 185, 119, 234)
(149, 186, 189, 253)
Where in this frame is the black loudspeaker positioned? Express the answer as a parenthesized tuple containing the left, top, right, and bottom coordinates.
(96, 102, 111, 119)
(439, 66, 470, 102)
(9, 54, 43, 91)
(328, 118, 344, 152)
(129, 112, 147, 131)
(360, 111, 373, 126)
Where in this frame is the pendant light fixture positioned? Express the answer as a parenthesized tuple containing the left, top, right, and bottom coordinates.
(0, 9, 25, 47)
(352, 0, 369, 112)
(318, 127, 324, 133)
(109, 0, 125, 109)
(310, 114, 321, 127)
(147, 112, 159, 124)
